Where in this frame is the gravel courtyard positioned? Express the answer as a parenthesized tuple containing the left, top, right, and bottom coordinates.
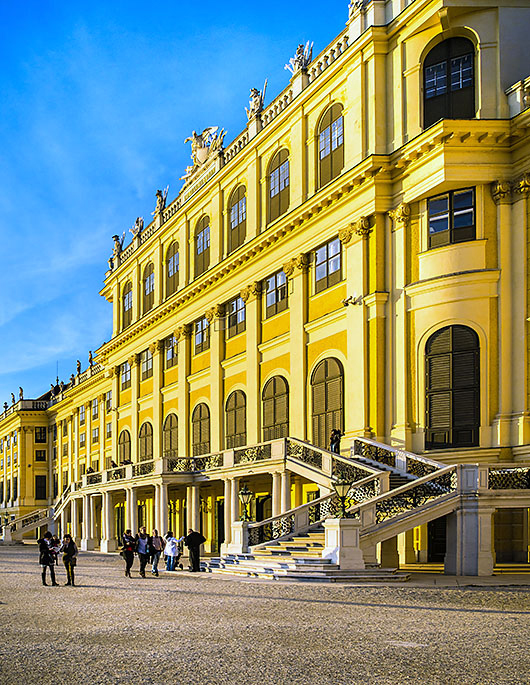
(0, 545, 529, 684)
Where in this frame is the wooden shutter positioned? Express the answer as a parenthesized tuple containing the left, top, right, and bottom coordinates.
(311, 359, 344, 448)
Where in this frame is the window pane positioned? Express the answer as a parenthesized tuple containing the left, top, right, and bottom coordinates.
(270, 168, 280, 197)
(331, 117, 343, 150)
(429, 196, 449, 215)
(429, 216, 449, 234)
(453, 189, 474, 211)
(279, 161, 289, 190)
(425, 62, 447, 99)
(319, 128, 331, 159)
(451, 54, 473, 91)
(315, 245, 327, 265)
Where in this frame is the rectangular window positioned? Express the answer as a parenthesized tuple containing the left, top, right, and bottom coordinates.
(121, 361, 131, 390)
(52, 424, 57, 442)
(264, 270, 288, 318)
(62, 444, 68, 456)
(106, 390, 112, 412)
(92, 427, 99, 444)
(7, 480, 11, 502)
(197, 225, 210, 255)
(79, 405, 85, 425)
(92, 398, 99, 419)
(35, 450, 46, 461)
(106, 422, 112, 439)
(194, 317, 210, 355)
(13, 431, 17, 445)
(270, 161, 290, 199)
(13, 476, 17, 500)
(425, 61, 447, 99)
(35, 475, 47, 500)
(165, 335, 178, 369)
(428, 187, 475, 249)
(314, 237, 342, 294)
(227, 296, 246, 338)
(35, 427, 47, 443)
(80, 433, 86, 448)
(141, 349, 153, 380)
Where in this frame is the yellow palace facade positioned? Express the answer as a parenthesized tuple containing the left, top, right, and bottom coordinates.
(2, 0, 530, 572)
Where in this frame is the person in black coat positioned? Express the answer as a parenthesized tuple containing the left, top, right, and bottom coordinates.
(61, 534, 78, 586)
(184, 529, 206, 572)
(329, 428, 342, 454)
(122, 529, 135, 578)
(38, 531, 59, 586)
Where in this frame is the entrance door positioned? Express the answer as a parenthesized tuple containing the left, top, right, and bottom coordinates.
(428, 516, 447, 562)
(216, 500, 225, 553)
(256, 495, 272, 522)
(494, 509, 528, 563)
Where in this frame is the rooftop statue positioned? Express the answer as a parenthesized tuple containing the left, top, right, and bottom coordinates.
(108, 232, 125, 270)
(245, 80, 267, 120)
(130, 217, 144, 238)
(10, 393, 15, 405)
(152, 186, 169, 215)
(184, 126, 226, 167)
(285, 41, 313, 74)
(19, 387, 23, 400)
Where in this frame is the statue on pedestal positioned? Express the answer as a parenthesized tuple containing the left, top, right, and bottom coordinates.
(245, 80, 267, 120)
(285, 41, 313, 74)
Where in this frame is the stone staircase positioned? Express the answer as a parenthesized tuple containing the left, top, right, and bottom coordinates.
(202, 528, 411, 583)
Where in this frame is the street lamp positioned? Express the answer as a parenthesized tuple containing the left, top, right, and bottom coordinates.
(238, 483, 253, 521)
(333, 478, 351, 518)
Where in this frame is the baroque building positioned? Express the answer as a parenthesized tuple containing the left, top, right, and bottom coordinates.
(2, 0, 530, 574)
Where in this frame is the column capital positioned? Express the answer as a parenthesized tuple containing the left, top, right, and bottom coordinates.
(127, 354, 140, 367)
(175, 323, 192, 340)
(149, 340, 164, 354)
(388, 202, 410, 229)
(282, 252, 309, 277)
(515, 173, 530, 197)
(339, 216, 372, 244)
(491, 180, 512, 205)
(205, 304, 225, 322)
(240, 282, 261, 303)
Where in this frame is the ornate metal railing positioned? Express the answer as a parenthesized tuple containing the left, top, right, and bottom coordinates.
(194, 453, 224, 470)
(234, 444, 272, 465)
(286, 440, 323, 470)
(352, 438, 443, 476)
(107, 466, 126, 481)
(87, 473, 102, 485)
(353, 439, 397, 467)
(167, 457, 193, 472)
(133, 460, 154, 477)
(487, 466, 530, 490)
(368, 467, 458, 525)
(4, 507, 53, 534)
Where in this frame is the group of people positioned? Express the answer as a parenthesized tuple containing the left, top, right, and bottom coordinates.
(38, 531, 78, 586)
(121, 527, 206, 578)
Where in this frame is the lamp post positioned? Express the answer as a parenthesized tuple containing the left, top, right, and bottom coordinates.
(333, 478, 351, 518)
(238, 483, 253, 521)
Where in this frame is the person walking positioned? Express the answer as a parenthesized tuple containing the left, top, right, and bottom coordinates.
(164, 531, 183, 571)
(135, 526, 151, 578)
(150, 529, 164, 577)
(122, 529, 135, 578)
(38, 531, 59, 586)
(184, 529, 206, 572)
(61, 534, 78, 586)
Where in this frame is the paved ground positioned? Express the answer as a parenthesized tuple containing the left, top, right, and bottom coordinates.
(0, 545, 529, 684)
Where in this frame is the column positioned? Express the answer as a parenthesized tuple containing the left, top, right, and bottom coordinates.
(230, 477, 240, 525)
(99, 394, 106, 468)
(85, 402, 92, 470)
(398, 529, 416, 565)
(187, 484, 200, 531)
(89, 495, 97, 541)
(492, 181, 513, 446)
(206, 307, 225, 452)
(130, 355, 139, 462)
(111, 281, 120, 338)
(176, 325, 192, 458)
(71, 498, 79, 542)
(153, 242, 162, 307)
(60, 509, 66, 538)
(111, 368, 119, 465)
(284, 254, 309, 438)
(81, 494, 93, 550)
(240, 283, 261, 445)
(151, 341, 164, 460)
(272, 472, 281, 517)
(222, 478, 232, 553)
(101, 490, 117, 552)
(380, 536, 400, 568)
(445, 500, 495, 576)
(280, 471, 291, 513)
(157, 482, 168, 533)
(293, 476, 303, 508)
(127, 487, 138, 533)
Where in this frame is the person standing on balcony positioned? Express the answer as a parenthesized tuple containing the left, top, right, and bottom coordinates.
(121, 529, 135, 578)
(184, 529, 206, 572)
(150, 529, 164, 577)
(38, 532, 59, 586)
(329, 429, 342, 454)
(135, 526, 151, 578)
(61, 534, 78, 586)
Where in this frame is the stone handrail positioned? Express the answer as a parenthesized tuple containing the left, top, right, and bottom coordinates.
(224, 131, 249, 163)
(352, 437, 443, 477)
(505, 75, 530, 117)
(261, 89, 294, 127)
(307, 30, 350, 84)
(287, 436, 380, 480)
(2, 506, 53, 535)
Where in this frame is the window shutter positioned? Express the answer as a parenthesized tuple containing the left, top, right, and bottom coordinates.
(427, 355, 451, 390)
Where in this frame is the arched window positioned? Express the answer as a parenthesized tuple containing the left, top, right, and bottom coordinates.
(122, 282, 133, 330)
(166, 242, 179, 298)
(425, 325, 479, 449)
(262, 376, 289, 441)
(192, 403, 210, 456)
(317, 104, 344, 188)
(139, 422, 153, 461)
(195, 216, 210, 277)
(225, 391, 247, 448)
(423, 37, 475, 129)
(143, 263, 155, 314)
(163, 414, 178, 457)
(311, 358, 344, 449)
(118, 430, 131, 465)
(228, 186, 246, 253)
(268, 150, 289, 223)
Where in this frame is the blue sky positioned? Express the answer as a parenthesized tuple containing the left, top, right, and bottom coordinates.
(0, 0, 348, 404)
